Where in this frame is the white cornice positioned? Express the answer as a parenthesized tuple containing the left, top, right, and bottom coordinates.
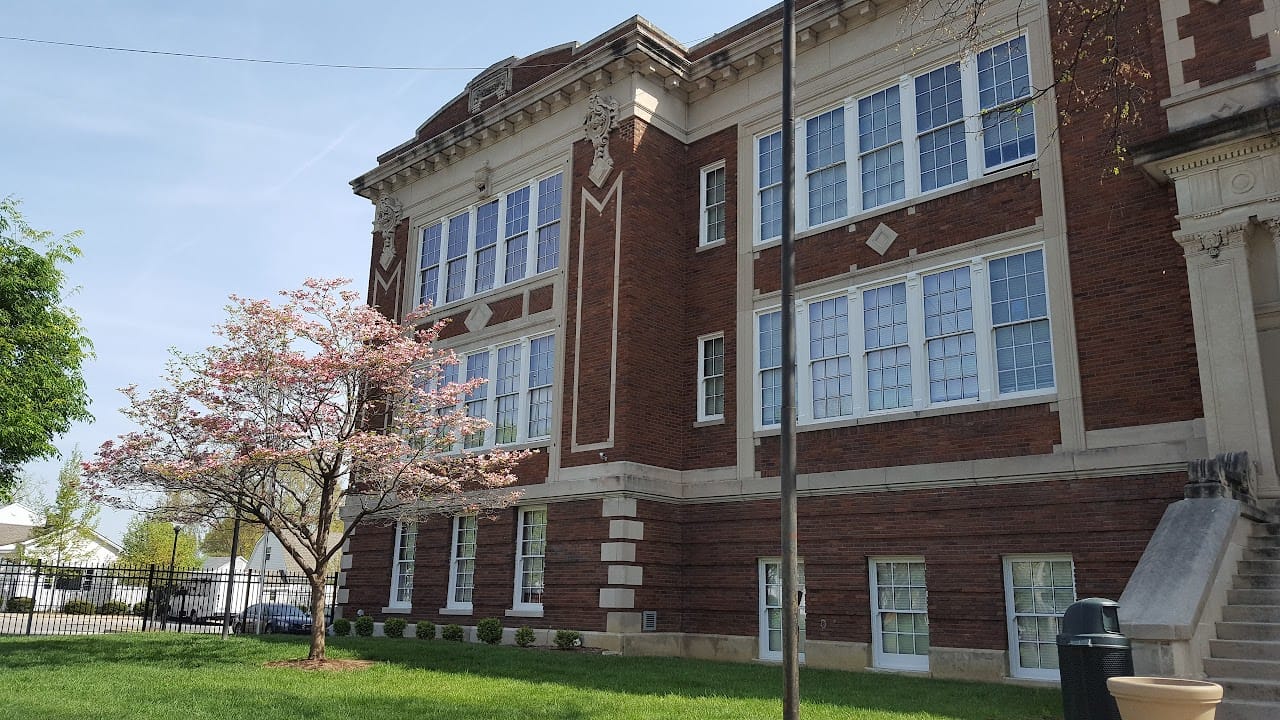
(351, 1, 906, 201)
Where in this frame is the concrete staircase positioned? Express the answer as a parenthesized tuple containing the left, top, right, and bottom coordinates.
(1206, 521, 1280, 720)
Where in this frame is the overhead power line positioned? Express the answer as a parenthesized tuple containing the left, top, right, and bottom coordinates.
(0, 35, 492, 71)
(0, 32, 720, 71)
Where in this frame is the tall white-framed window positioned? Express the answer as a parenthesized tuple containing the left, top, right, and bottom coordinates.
(802, 106, 848, 227)
(990, 249, 1053, 393)
(915, 63, 969, 193)
(978, 36, 1036, 171)
(858, 86, 906, 210)
(864, 282, 912, 412)
(535, 174, 563, 273)
(389, 521, 417, 608)
(923, 265, 978, 403)
(416, 222, 443, 308)
(513, 506, 547, 611)
(751, 35, 1036, 244)
(504, 186, 530, 283)
(411, 171, 565, 311)
(527, 334, 555, 439)
(808, 296, 853, 419)
(757, 310, 783, 427)
(757, 243, 1054, 429)
(446, 514, 478, 610)
(758, 558, 806, 662)
(698, 333, 726, 421)
(473, 200, 499, 294)
(493, 343, 522, 444)
(700, 161, 727, 247)
(444, 212, 470, 303)
(869, 557, 929, 670)
(757, 131, 784, 243)
(463, 351, 490, 449)
(1003, 554, 1076, 680)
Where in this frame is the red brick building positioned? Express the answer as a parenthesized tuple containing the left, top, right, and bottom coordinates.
(342, 0, 1280, 689)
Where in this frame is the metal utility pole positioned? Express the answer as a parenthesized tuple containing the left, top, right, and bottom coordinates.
(220, 508, 242, 640)
(780, 1, 801, 718)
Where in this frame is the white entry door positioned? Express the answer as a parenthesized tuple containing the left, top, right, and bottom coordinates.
(759, 558, 806, 661)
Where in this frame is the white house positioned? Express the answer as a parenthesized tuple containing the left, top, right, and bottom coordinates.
(0, 503, 121, 565)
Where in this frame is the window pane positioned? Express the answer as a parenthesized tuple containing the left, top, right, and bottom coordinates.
(527, 335, 555, 438)
(991, 250, 1053, 393)
(806, 108, 847, 225)
(759, 311, 782, 425)
(978, 37, 1035, 168)
(703, 166, 727, 245)
(758, 132, 783, 241)
(923, 267, 977, 401)
(810, 297, 852, 419)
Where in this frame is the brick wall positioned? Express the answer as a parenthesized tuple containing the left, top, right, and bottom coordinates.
(1178, 0, 1270, 88)
(1051, 0, 1203, 431)
(681, 472, 1183, 649)
(685, 127, 740, 469)
(754, 172, 1042, 294)
(758, 403, 1060, 476)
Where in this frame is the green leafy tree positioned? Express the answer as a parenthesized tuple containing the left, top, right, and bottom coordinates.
(199, 516, 264, 559)
(118, 517, 200, 569)
(0, 197, 92, 497)
(26, 449, 100, 565)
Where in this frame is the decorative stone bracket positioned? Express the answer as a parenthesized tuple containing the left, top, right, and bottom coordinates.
(584, 93, 620, 188)
(374, 195, 404, 270)
(1186, 451, 1259, 504)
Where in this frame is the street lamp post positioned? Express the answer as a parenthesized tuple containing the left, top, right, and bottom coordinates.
(161, 524, 179, 631)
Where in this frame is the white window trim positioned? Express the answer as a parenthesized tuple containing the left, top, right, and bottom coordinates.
(441, 330, 557, 453)
(758, 557, 806, 663)
(1003, 553, 1075, 681)
(753, 307, 782, 430)
(752, 33, 1036, 245)
(697, 332, 726, 422)
(868, 556, 929, 671)
(699, 161, 727, 248)
(512, 506, 547, 612)
(753, 128, 784, 245)
(757, 243, 1052, 431)
(408, 170, 564, 316)
(445, 514, 477, 612)
(796, 102, 853, 233)
(387, 520, 416, 609)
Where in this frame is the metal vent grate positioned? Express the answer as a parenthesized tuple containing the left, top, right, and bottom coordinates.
(641, 610, 657, 632)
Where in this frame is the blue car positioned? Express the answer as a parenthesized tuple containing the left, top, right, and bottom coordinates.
(234, 603, 313, 635)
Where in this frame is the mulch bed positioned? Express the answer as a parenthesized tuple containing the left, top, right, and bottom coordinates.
(265, 658, 374, 672)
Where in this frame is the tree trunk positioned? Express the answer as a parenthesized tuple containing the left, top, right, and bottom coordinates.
(307, 572, 327, 661)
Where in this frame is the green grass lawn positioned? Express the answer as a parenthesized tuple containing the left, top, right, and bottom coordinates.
(0, 633, 1062, 720)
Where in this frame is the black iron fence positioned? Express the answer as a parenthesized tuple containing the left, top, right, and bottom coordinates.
(0, 559, 337, 636)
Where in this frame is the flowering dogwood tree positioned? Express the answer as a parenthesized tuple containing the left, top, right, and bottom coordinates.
(85, 279, 524, 660)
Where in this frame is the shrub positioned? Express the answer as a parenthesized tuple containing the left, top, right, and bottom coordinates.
(554, 629, 581, 651)
(354, 615, 374, 637)
(97, 600, 129, 615)
(130, 601, 148, 616)
(515, 625, 536, 648)
(383, 617, 407, 638)
(476, 617, 503, 645)
(5, 597, 33, 613)
(63, 599, 96, 615)
(415, 619, 435, 640)
(332, 617, 351, 636)
(441, 623, 464, 642)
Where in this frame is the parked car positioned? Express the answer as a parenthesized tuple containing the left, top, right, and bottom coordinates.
(234, 603, 313, 635)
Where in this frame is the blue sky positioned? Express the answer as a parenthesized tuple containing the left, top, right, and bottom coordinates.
(3, 1, 777, 542)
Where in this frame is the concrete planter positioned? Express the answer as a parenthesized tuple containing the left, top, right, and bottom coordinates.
(1106, 677, 1223, 720)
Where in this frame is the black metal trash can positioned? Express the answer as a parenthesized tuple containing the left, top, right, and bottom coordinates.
(1056, 598, 1134, 720)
